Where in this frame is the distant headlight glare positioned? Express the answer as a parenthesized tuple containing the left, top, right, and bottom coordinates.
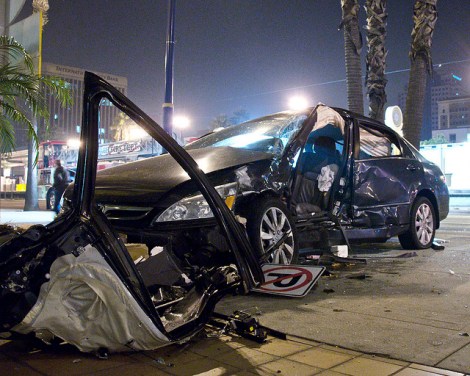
(155, 182, 238, 222)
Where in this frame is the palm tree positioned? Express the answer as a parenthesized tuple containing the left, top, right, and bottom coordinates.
(0, 36, 70, 154)
(340, 0, 364, 115)
(110, 112, 134, 141)
(403, 0, 438, 148)
(0, 36, 71, 211)
(365, 0, 388, 121)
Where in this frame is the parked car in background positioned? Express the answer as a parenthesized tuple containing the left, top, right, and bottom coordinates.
(45, 168, 75, 210)
(86, 102, 449, 265)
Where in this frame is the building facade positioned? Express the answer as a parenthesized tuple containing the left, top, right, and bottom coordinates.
(433, 96, 470, 143)
(397, 65, 468, 142)
(15, 62, 128, 148)
(430, 70, 465, 132)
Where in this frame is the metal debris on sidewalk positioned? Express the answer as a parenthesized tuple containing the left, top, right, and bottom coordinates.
(432, 238, 447, 251)
(154, 357, 174, 367)
(210, 311, 268, 343)
(346, 273, 372, 280)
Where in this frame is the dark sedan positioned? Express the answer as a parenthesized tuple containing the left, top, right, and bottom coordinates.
(91, 103, 449, 265)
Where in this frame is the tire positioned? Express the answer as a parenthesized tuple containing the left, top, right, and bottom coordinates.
(46, 188, 56, 210)
(399, 196, 436, 250)
(246, 197, 298, 264)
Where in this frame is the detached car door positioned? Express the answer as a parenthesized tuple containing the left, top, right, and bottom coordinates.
(351, 120, 424, 228)
(0, 72, 262, 353)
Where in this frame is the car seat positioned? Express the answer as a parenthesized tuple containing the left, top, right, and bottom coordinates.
(296, 136, 340, 216)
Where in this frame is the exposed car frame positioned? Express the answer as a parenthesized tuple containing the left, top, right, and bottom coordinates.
(0, 72, 263, 352)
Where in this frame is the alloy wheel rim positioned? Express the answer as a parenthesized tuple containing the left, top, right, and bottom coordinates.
(259, 207, 295, 264)
(415, 203, 434, 245)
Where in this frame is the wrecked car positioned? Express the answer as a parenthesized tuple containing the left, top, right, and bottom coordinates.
(0, 72, 263, 353)
(84, 100, 449, 265)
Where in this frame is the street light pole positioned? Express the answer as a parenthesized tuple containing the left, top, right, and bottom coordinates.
(162, 0, 176, 139)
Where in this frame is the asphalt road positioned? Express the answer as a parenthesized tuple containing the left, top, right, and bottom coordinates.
(217, 213, 470, 374)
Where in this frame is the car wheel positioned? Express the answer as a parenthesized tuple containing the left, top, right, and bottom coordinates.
(46, 188, 55, 210)
(246, 197, 298, 264)
(46, 188, 56, 210)
(399, 196, 436, 250)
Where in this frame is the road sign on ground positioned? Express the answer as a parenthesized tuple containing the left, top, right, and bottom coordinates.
(253, 264, 325, 298)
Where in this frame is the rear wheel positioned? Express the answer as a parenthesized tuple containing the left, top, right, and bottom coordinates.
(399, 196, 436, 249)
(46, 188, 56, 210)
(246, 197, 298, 264)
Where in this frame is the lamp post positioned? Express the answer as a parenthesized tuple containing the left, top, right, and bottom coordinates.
(25, 3, 47, 211)
(162, 0, 176, 139)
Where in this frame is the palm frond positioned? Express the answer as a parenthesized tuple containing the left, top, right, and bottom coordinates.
(0, 116, 16, 153)
(0, 36, 34, 73)
(40, 76, 73, 107)
(0, 35, 72, 164)
(0, 98, 34, 127)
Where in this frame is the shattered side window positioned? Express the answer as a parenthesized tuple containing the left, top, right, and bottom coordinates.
(358, 126, 402, 159)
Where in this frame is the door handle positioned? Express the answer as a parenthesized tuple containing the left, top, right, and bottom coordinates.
(406, 164, 417, 171)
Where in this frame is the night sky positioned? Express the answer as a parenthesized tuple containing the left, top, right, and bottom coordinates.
(21, 0, 470, 135)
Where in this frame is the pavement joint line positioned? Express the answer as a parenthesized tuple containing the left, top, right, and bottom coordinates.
(2, 354, 49, 376)
(434, 340, 470, 369)
(236, 314, 470, 372)
(311, 306, 464, 331)
(276, 334, 363, 359)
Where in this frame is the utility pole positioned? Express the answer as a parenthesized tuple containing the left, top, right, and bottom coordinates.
(25, 2, 46, 211)
(162, 0, 176, 139)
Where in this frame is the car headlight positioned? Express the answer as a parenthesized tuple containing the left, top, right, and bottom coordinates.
(155, 182, 238, 222)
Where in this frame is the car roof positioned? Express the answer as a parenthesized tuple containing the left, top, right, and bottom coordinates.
(328, 106, 403, 137)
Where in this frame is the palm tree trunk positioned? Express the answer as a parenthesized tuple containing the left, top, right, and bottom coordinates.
(365, 0, 388, 121)
(403, 0, 438, 149)
(340, 0, 364, 115)
(24, 117, 39, 211)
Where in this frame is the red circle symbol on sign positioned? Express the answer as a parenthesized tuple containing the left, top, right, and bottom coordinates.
(259, 266, 313, 293)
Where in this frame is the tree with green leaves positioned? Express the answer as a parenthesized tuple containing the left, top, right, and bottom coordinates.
(365, 0, 388, 121)
(421, 134, 447, 145)
(110, 112, 135, 141)
(229, 108, 250, 125)
(0, 36, 70, 154)
(0, 36, 71, 211)
(340, 0, 364, 115)
(211, 114, 232, 130)
(403, 0, 438, 149)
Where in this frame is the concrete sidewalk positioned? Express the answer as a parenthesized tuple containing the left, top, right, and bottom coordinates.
(0, 209, 55, 226)
(0, 328, 465, 376)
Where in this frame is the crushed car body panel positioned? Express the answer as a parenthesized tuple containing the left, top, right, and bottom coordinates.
(13, 244, 170, 352)
(0, 72, 263, 352)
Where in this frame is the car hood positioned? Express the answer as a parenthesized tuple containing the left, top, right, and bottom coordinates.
(94, 146, 273, 205)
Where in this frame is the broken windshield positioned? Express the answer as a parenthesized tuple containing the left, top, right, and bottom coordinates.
(186, 111, 309, 156)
